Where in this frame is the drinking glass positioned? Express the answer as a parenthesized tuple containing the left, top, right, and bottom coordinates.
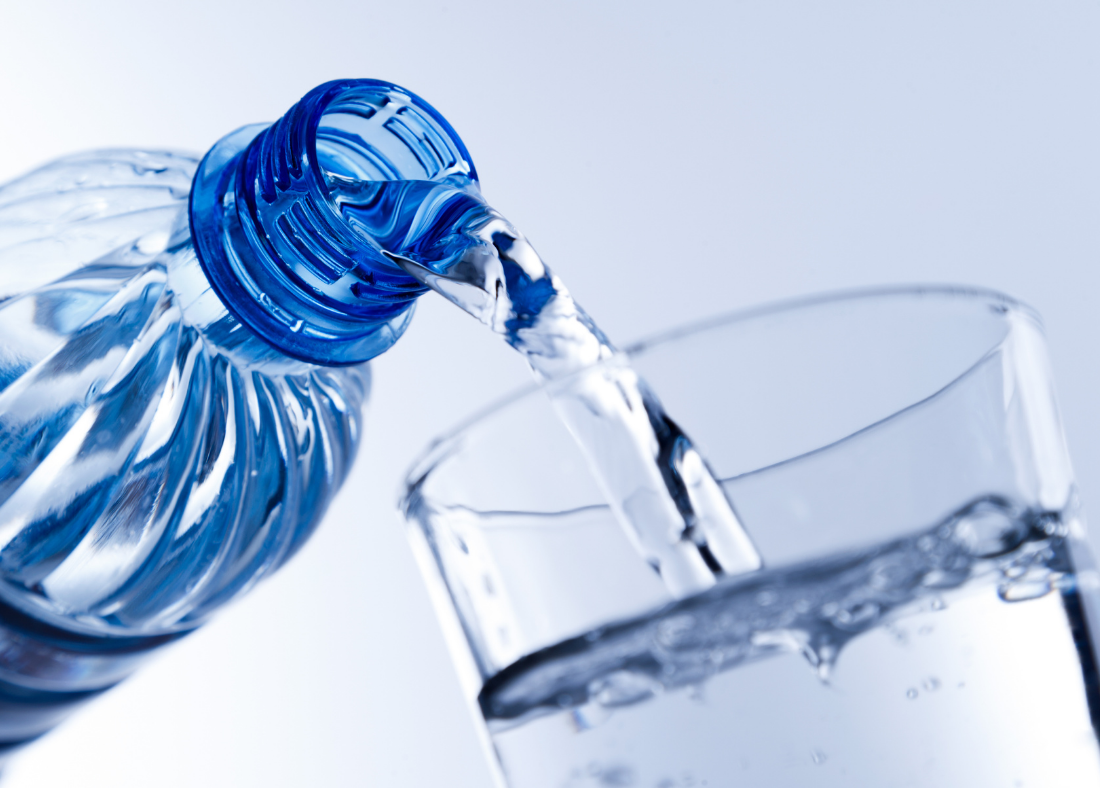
(401, 287, 1100, 788)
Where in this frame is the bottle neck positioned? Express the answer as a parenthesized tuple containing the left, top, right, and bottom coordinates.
(188, 79, 477, 366)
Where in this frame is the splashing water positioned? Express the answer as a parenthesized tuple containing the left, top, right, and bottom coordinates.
(476, 495, 1073, 725)
(473, 497, 1100, 788)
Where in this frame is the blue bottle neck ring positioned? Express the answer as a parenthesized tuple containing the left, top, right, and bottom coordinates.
(188, 79, 478, 366)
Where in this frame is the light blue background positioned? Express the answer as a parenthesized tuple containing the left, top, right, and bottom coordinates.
(0, 1, 1097, 785)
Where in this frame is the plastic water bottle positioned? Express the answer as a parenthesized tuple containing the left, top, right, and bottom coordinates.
(0, 79, 476, 755)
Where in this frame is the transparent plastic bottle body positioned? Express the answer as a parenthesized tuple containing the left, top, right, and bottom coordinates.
(0, 149, 368, 748)
(0, 78, 487, 753)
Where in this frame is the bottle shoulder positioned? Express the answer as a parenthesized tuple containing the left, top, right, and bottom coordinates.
(0, 149, 199, 302)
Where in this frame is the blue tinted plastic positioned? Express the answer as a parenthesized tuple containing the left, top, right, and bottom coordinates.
(190, 79, 479, 365)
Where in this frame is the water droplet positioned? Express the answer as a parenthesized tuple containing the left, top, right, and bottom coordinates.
(656, 615, 695, 648)
(755, 590, 778, 607)
(921, 568, 968, 588)
(571, 701, 610, 731)
(1051, 572, 1073, 592)
(998, 579, 1052, 602)
(952, 502, 1027, 557)
(870, 557, 916, 590)
(1035, 512, 1067, 538)
(599, 765, 636, 786)
(830, 602, 880, 630)
(922, 677, 941, 692)
(930, 597, 947, 611)
(998, 563, 1054, 602)
(811, 749, 828, 765)
(585, 628, 605, 643)
(590, 671, 662, 708)
(906, 688, 919, 699)
(918, 625, 934, 636)
(137, 230, 170, 255)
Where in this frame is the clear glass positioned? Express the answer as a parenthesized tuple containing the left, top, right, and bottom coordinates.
(402, 286, 1100, 788)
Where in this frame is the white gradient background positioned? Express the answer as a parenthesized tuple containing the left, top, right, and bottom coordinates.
(0, 1, 1098, 785)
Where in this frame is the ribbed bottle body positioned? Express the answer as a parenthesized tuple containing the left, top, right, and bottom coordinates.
(0, 149, 368, 743)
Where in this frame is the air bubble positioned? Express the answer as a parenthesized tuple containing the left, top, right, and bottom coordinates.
(998, 580, 1052, 602)
(755, 590, 778, 607)
(599, 765, 636, 786)
(921, 568, 968, 589)
(571, 702, 610, 731)
(137, 230, 170, 255)
(656, 615, 696, 648)
(869, 557, 916, 590)
(952, 503, 1028, 557)
(998, 563, 1055, 602)
(1035, 512, 1067, 538)
(590, 671, 662, 708)
(830, 602, 880, 630)
(585, 628, 605, 643)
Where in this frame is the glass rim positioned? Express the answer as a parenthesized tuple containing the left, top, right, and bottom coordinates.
(400, 283, 1037, 504)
